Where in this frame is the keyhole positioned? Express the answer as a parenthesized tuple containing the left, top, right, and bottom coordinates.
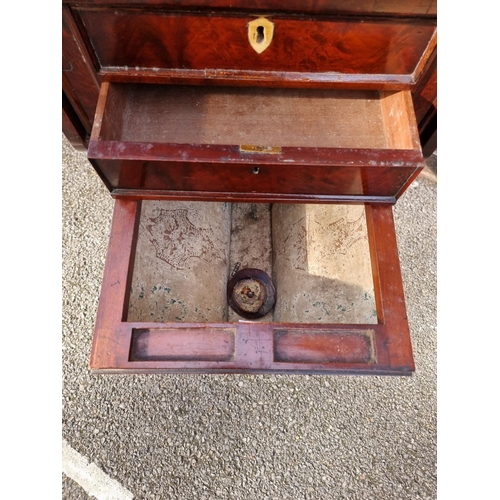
(247, 18, 274, 54)
(256, 26, 265, 44)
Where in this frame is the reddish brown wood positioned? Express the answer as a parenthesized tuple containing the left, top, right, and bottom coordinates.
(412, 56, 437, 125)
(411, 47, 437, 156)
(64, 0, 437, 17)
(76, 8, 435, 87)
(130, 327, 236, 361)
(89, 156, 420, 202)
(87, 83, 424, 202)
(380, 91, 422, 150)
(62, 6, 100, 134)
(111, 189, 397, 205)
(63, 74, 92, 135)
(90, 199, 414, 375)
(89, 142, 424, 168)
(89, 198, 142, 370)
(62, 1, 432, 376)
(63, 92, 88, 151)
(63, 2, 437, 152)
(365, 204, 414, 371)
(274, 329, 376, 364)
(100, 69, 416, 91)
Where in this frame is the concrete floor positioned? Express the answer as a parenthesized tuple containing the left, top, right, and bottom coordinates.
(62, 137, 436, 499)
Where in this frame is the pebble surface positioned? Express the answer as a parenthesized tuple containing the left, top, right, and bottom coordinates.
(62, 136, 436, 499)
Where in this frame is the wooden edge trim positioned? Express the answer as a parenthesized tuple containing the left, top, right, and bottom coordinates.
(412, 28, 437, 84)
(89, 81, 110, 142)
(67, 0, 436, 17)
(411, 46, 437, 99)
(92, 367, 413, 375)
(62, 5, 100, 88)
(365, 204, 414, 372)
(88, 140, 423, 167)
(100, 68, 414, 90)
(89, 198, 141, 370)
(111, 189, 396, 205)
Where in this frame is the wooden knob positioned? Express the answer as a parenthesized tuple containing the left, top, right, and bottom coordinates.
(227, 268, 276, 319)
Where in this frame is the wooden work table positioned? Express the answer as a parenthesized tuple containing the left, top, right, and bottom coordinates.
(62, 0, 437, 375)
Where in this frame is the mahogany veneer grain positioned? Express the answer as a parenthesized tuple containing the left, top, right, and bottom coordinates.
(62, 2, 437, 154)
(64, 0, 437, 17)
(76, 7, 436, 90)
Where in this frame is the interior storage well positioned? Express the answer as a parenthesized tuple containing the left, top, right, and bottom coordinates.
(127, 201, 377, 325)
(97, 84, 414, 150)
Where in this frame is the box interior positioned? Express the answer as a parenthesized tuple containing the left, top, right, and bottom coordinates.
(127, 201, 377, 325)
(99, 84, 403, 150)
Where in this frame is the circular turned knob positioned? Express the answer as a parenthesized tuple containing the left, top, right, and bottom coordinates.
(227, 268, 276, 319)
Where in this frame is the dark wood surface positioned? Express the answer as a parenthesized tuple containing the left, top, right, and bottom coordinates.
(62, 91, 88, 151)
(76, 7, 435, 87)
(62, 2, 437, 155)
(87, 83, 423, 202)
(412, 53, 437, 157)
(90, 199, 413, 375)
(63, 0, 437, 17)
(62, 5, 100, 140)
(89, 155, 421, 202)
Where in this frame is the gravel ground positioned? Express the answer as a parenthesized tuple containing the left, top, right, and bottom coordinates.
(62, 136, 437, 500)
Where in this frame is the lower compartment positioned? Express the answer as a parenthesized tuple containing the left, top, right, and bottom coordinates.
(127, 201, 377, 325)
(90, 199, 414, 375)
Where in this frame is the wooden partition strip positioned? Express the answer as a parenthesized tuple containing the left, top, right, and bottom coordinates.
(89, 81, 110, 141)
(365, 204, 414, 372)
(89, 198, 141, 370)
